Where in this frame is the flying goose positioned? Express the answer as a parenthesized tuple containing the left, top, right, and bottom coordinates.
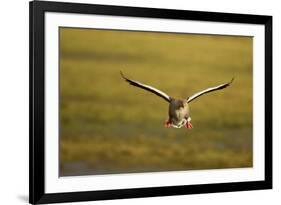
(120, 71, 234, 128)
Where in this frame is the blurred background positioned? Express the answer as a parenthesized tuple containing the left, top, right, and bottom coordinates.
(59, 27, 253, 176)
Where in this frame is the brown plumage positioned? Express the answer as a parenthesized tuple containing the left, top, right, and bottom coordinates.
(121, 71, 233, 128)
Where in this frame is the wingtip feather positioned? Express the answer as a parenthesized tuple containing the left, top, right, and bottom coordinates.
(120, 71, 127, 80)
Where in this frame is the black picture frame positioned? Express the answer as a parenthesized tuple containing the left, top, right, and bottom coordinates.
(29, 0, 272, 204)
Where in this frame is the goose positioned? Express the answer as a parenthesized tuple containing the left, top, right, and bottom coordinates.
(120, 71, 234, 128)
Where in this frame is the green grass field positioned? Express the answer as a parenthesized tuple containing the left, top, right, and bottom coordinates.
(59, 28, 253, 176)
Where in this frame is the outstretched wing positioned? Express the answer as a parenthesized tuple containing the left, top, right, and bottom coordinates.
(187, 78, 234, 103)
(120, 71, 171, 103)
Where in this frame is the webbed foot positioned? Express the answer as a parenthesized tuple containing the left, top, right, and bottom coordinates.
(165, 120, 172, 128)
(185, 122, 193, 129)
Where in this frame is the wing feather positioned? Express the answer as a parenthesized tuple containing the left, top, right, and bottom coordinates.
(187, 78, 234, 103)
(120, 71, 171, 103)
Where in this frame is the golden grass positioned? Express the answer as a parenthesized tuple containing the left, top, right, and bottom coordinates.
(59, 28, 253, 176)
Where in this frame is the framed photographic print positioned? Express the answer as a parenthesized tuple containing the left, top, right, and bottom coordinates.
(29, 0, 272, 204)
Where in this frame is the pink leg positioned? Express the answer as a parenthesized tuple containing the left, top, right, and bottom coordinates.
(185, 122, 193, 129)
(165, 120, 172, 128)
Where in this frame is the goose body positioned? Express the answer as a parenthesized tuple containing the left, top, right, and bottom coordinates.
(120, 72, 233, 128)
(168, 99, 191, 128)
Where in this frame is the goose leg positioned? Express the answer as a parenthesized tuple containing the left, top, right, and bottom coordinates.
(185, 121, 193, 129)
(165, 120, 172, 128)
